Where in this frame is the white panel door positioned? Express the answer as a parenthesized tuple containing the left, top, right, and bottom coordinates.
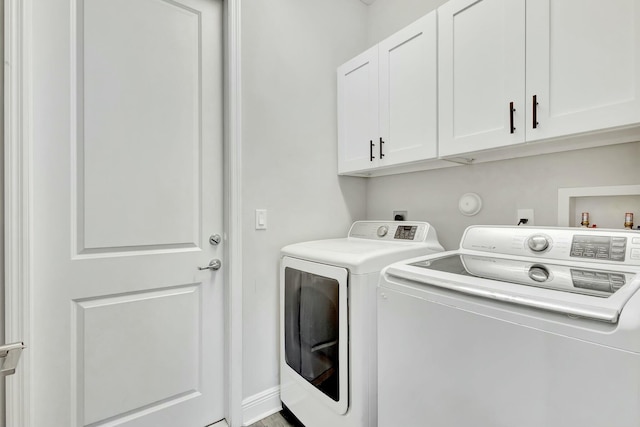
(31, 0, 224, 426)
(378, 10, 438, 166)
(438, 0, 526, 157)
(526, 0, 640, 142)
(337, 46, 379, 174)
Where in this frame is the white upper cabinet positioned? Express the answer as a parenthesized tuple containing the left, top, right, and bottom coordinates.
(526, 0, 640, 141)
(378, 11, 438, 167)
(339, 1, 640, 175)
(337, 46, 379, 174)
(338, 11, 441, 175)
(439, 0, 640, 158)
(438, 0, 526, 157)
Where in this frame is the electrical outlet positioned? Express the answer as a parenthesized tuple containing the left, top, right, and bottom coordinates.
(393, 210, 408, 221)
(517, 209, 534, 226)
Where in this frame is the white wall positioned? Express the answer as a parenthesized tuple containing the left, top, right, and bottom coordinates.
(240, 0, 368, 418)
(367, 142, 640, 250)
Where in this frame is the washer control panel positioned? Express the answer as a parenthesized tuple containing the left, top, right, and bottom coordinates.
(570, 235, 627, 262)
(349, 221, 429, 242)
(461, 226, 640, 266)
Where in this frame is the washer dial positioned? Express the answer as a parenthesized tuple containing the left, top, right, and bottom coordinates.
(528, 234, 551, 252)
(528, 265, 550, 282)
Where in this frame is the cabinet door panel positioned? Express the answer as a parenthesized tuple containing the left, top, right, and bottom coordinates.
(379, 11, 438, 166)
(439, 0, 526, 157)
(337, 47, 379, 174)
(527, 0, 640, 141)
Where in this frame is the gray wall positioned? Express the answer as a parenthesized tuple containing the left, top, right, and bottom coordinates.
(367, 142, 640, 250)
(366, 0, 447, 45)
(241, 0, 368, 402)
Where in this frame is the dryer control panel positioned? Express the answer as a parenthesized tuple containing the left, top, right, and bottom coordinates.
(349, 221, 431, 242)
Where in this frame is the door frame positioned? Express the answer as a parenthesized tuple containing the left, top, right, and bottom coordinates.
(3, 0, 244, 425)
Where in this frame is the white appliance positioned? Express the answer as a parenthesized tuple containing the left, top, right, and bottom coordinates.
(378, 225, 640, 427)
(280, 221, 444, 427)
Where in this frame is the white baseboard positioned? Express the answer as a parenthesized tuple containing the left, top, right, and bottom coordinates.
(241, 385, 282, 426)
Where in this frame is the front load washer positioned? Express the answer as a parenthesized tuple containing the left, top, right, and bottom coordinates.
(280, 221, 444, 427)
(378, 225, 640, 427)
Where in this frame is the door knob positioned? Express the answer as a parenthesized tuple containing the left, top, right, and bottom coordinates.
(198, 259, 222, 271)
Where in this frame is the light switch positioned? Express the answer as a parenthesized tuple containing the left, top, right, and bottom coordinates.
(256, 209, 267, 230)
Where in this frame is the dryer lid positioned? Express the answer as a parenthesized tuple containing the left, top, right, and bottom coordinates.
(280, 221, 444, 274)
(282, 238, 441, 274)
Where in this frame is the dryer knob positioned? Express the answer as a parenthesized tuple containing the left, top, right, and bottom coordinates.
(377, 225, 389, 237)
(528, 235, 550, 252)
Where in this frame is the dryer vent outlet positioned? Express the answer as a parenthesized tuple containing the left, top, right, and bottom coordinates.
(393, 211, 407, 221)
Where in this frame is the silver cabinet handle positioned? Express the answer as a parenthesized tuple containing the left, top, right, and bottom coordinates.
(1, 342, 26, 377)
(198, 259, 222, 271)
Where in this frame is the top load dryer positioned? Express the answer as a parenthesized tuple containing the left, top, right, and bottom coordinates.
(280, 221, 444, 427)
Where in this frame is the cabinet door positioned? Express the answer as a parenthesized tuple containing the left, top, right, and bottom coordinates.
(337, 47, 379, 174)
(438, 0, 526, 157)
(378, 11, 438, 166)
(526, 0, 640, 141)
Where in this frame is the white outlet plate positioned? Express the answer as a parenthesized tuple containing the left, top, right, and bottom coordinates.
(517, 209, 535, 226)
